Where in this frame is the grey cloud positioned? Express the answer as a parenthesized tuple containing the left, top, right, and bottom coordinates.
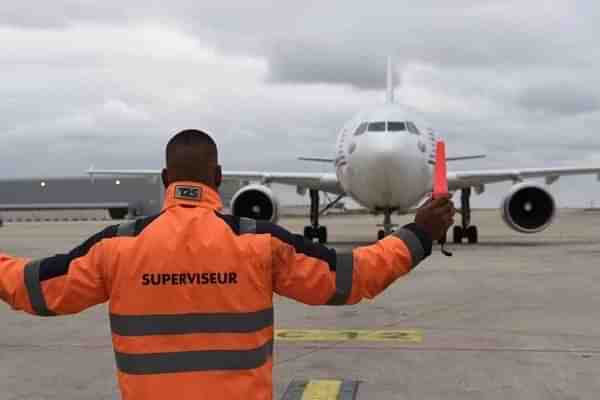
(264, 35, 560, 91)
(267, 46, 385, 89)
(0, 2, 136, 29)
(1, 1, 600, 206)
(517, 84, 600, 115)
(2, 1, 594, 88)
(1, 6, 104, 29)
(258, 2, 595, 90)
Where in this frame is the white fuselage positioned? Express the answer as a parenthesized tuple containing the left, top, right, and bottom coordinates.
(334, 104, 435, 211)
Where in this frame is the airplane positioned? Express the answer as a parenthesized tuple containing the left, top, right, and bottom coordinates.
(88, 58, 600, 244)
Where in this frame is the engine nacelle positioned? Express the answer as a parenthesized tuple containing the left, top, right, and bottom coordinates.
(230, 185, 280, 223)
(502, 183, 556, 233)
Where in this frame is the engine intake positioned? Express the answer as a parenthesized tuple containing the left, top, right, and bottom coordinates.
(230, 185, 279, 223)
(502, 183, 555, 233)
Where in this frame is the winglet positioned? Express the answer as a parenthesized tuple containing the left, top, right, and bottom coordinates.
(433, 140, 449, 199)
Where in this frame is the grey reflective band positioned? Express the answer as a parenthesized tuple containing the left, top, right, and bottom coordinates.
(110, 308, 274, 336)
(117, 220, 136, 237)
(239, 217, 257, 234)
(394, 228, 425, 268)
(115, 340, 273, 375)
(327, 253, 353, 305)
(24, 260, 56, 316)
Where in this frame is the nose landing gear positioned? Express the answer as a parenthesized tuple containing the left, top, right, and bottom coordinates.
(453, 188, 479, 244)
(303, 189, 328, 243)
(377, 208, 398, 240)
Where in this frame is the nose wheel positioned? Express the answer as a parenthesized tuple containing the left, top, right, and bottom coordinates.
(453, 225, 478, 244)
(453, 188, 479, 244)
(303, 189, 328, 244)
(304, 225, 328, 243)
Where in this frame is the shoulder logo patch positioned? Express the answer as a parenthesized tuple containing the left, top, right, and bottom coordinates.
(175, 185, 202, 201)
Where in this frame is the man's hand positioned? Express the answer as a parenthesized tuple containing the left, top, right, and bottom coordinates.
(414, 196, 456, 241)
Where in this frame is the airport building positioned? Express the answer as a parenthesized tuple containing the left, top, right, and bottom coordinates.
(0, 176, 243, 223)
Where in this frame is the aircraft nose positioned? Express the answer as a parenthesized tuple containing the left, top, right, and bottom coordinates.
(368, 133, 407, 164)
(346, 131, 427, 209)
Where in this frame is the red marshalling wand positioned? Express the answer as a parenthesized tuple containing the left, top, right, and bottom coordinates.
(433, 139, 453, 256)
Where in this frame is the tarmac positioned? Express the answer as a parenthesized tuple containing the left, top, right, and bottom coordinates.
(1, 209, 600, 399)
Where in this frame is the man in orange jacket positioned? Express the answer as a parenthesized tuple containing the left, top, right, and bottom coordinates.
(0, 129, 455, 400)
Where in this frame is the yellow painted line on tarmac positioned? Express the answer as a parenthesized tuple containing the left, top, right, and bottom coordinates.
(275, 329, 423, 343)
(301, 380, 342, 400)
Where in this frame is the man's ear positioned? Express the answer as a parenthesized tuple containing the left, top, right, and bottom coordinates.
(161, 169, 169, 189)
(215, 165, 223, 188)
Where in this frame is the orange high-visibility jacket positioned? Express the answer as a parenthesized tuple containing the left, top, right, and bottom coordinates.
(0, 181, 432, 400)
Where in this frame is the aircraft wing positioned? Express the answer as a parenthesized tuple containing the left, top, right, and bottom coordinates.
(87, 169, 160, 177)
(0, 202, 130, 211)
(448, 166, 600, 190)
(87, 168, 344, 194)
(298, 155, 486, 163)
(225, 171, 343, 194)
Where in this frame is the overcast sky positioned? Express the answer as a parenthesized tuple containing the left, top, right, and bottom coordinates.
(1, 1, 600, 207)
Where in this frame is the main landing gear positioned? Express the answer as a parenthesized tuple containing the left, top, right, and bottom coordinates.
(453, 188, 479, 244)
(377, 208, 398, 240)
(304, 189, 344, 244)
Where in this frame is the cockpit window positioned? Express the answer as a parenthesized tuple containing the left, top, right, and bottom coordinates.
(407, 122, 420, 135)
(354, 122, 368, 136)
(367, 121, 386, 132)
(388, 122, 406, 132)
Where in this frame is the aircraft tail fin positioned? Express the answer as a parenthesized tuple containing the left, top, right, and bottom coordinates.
(386, 56, 395, 104)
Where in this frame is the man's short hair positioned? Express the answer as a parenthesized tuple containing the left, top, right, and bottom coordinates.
(166, 129, 218, 166)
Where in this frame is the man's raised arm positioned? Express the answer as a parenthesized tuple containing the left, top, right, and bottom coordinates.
(268, 197, 455, 305)
(0, 224, 119, 316)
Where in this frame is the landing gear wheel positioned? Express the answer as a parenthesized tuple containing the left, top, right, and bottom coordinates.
(304, 226, 328, 243)
(458, 188, 479, 245)
(317, 226, 328, 244)
(377, 229, 386, 240)
(303, 226, 313, 239)
(109, 208, 128, 220)
(466, 226, 478, 244)
(453, 226, 463, 244)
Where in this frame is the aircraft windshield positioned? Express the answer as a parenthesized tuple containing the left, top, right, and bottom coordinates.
(388, 122, 406, 132)
(367, 121, 386, 132)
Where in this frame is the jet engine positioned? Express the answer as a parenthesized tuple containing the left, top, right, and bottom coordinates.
(230, 185, 280, 223)
(501, 183, 556, 233)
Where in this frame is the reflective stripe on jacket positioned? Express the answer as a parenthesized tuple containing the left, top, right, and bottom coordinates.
(0, 181, 431, 400)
